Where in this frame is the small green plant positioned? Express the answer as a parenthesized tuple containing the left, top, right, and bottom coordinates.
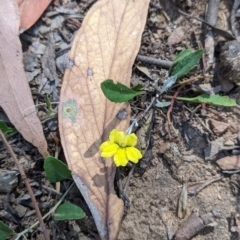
(45, 95, 57, 117)
(0, 221, 15, 240)
(0, 157, 85, 240)
(54, 201, 86, 221)
(43, 156, 85, 221)
(169, 94, 236, 107)
(169, 49, 204, 78)
(100, 48, 237, 107)
(44, 156, 72, 183)
(0, 120, 17, 138)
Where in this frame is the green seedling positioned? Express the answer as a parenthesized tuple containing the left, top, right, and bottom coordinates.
(0, 120, 17, 138)
(169, 94, 236, 107)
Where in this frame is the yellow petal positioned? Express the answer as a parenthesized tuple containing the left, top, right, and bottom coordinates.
(109, 129, 124, 144)
(99, 141, 111, 151)
(100, 142, 119, 158)
(114, 148, 128, 167)
(126, 133, 137, 147)
(126, 147, 142, 163)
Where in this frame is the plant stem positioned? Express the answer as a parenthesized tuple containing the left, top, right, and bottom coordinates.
(15, 182, 74, 240)
(0, 130, 50, 240)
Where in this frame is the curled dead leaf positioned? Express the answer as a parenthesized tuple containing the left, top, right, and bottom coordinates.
(59, 0, 150, 239)
(17, 0, 52, 32)
(177, 183, 187, 219)
(0, 1, 48, 157)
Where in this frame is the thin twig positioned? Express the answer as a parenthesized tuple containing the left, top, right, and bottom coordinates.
(231, 0, 240, 39)
(123, 164, 135, 193)
(54, 144, 62, 193)
(165, 75, 204, 139)
(0, 130, 50, 240)
(137, 55, 172, 69)
(222, 169, 240, 174)
(188, 175, 223, 196)
(166, 85, 185, 139)
(116, 168, 130, 207)
(136, 96, 156, 122)
(173, 75, 205, 88)
(183, 105, 213, 135)
(15, 182, 74, 240)
(42, 185, 62, 196)
(204, 0, 221, 68)
(178, 9, 235, 40)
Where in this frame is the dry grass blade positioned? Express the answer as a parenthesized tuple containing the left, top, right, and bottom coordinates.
(0, 1, 48, 157)
(58, 0, 150, 239)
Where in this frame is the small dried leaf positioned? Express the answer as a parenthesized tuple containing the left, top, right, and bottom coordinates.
(0, 1, 48, 157)
(216, 155, 240, 170)
(167, 27, 185, 45)
(209, 119, 229, 135)
(174, 209, 204, 240)
(136, 65, 152, 79)
(177, 183, 187, 219)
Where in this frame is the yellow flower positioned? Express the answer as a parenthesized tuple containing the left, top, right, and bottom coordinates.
(99, 129, 142, 167)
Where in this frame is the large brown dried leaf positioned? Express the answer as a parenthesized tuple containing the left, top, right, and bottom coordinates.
(17, 0, 52, 32)
(0, 1, 48, 157)
(58, 0, 150, 239)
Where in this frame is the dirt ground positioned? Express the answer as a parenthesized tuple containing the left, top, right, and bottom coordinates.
(1, 0, 240, 239)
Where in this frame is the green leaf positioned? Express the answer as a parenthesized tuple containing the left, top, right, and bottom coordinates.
(170, 49, 204, 78)
(45, 95, 57, 117)
(175, 94, 237, 107)
(101, 79, 144, 103)
(0, 120, 17, 136)
(0, 221, 15, 240)
(54, 202, 86, 221)
(44, 156, 71, 183)
(45, 94, 52, 110)
(131, 84, 143, 91)
(171, 49, 193, 66)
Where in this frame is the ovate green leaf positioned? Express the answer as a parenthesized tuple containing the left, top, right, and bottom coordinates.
(175, 94, 237, 107)
(170, 49, 204, 78)
(54, 202, 86, 221)
(0, 221, 15, 240)
(44, 156, 71, 183)
(101, 79, 144, 103)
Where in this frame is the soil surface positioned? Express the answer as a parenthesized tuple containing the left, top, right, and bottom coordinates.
(1, 0, 240, 240)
